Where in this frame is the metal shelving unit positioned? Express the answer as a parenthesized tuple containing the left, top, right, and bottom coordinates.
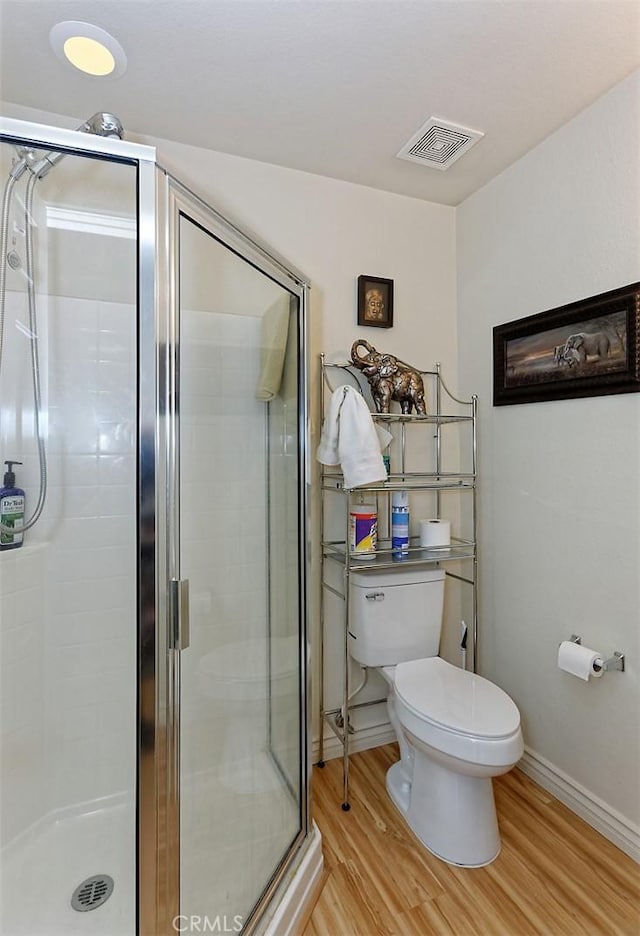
(317, 354, 478, 809)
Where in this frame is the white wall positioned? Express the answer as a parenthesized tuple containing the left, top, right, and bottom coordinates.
(457, 71, 640, 847)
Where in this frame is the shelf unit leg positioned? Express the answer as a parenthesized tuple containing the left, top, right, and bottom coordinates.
(342, 561, 350, 809)
(317, 351, 326, 767)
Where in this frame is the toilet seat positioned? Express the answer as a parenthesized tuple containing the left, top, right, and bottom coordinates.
(392, 657, 523, 767)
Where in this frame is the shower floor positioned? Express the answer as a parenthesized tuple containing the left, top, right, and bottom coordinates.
(1, 757, 299, 935)
(0, 799, 135, 936)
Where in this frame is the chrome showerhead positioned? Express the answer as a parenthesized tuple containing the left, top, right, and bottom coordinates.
(78, 112, 124, 140)
(10, 112, 125, 179)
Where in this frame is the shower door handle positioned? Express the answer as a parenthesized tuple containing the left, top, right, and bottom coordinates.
(170, 578, 190, 651)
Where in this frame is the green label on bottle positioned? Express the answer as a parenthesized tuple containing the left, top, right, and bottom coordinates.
(1, 496, 25, 545)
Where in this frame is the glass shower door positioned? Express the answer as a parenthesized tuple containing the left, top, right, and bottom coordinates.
(174, 199, 306, 930)
(0, 136, 138, 936)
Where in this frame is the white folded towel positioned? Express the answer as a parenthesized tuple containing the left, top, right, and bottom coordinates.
(316, 385, 392, 489)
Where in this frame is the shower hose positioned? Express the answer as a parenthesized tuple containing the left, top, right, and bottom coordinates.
(0, 164, 48, 537)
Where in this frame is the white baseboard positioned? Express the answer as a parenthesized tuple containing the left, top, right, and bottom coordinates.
(312, 721, 396, 764)
(519, 747, 640, 863)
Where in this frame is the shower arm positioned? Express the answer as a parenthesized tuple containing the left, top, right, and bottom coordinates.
(10, 113, 124, 180)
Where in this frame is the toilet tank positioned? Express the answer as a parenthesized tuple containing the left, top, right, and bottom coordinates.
(349, 568, 445, 667)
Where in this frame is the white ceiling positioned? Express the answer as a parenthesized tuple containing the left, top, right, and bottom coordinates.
(1, 0, 638, 206)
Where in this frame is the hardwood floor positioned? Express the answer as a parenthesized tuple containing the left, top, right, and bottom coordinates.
(303, 744, 639, 936)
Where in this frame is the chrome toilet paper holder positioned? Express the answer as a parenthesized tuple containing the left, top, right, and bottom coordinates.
(568, 635, 625, 673)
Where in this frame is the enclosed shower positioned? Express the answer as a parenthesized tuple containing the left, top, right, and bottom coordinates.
(0, 114, 316, 936)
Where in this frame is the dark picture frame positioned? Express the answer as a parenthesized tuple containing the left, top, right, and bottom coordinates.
(357, 275, 394, 328)
(493, 282, 640, 405)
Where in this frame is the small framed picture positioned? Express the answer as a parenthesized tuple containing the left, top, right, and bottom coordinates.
(357, 275, 394, 328)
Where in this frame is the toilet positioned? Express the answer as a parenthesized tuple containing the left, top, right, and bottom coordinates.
(350, 568, 523, 867)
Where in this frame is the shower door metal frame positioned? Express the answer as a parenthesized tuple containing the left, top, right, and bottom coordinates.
(0, 115, 312, 936)
(160, 171, 312, 935)
(0, 116, 168, 936)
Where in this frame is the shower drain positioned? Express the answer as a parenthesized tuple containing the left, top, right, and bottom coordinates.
(71, 874, 114, 912)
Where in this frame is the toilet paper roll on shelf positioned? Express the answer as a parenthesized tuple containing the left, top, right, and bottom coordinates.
(419, 519, 451, 547)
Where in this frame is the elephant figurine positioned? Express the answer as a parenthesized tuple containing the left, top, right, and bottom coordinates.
(350, 339, 427, 415)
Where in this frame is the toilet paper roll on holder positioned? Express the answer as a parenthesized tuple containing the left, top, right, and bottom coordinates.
(566, 635, 625, 673)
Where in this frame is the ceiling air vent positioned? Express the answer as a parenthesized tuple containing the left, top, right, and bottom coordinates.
(396, 117, 484, 171)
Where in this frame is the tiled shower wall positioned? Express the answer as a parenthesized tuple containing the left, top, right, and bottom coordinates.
(0, 290, 136, 847)
(180, 309, 268, 777)
(2, 285, 299, 852)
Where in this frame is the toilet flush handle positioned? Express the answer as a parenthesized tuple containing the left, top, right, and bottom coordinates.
(365, 591, 385, 601)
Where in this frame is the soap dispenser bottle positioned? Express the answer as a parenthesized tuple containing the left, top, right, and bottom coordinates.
(0, 460, 25, 550)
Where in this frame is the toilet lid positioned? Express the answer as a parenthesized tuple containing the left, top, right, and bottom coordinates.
(394, 658, 520, 739)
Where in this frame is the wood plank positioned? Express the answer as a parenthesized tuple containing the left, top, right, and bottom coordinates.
(304, 744, 640, 936)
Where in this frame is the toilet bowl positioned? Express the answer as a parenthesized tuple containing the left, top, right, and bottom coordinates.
(198, 636, 298, 793)
(381, 657, 523, 867)
(349, 567, 523, 867)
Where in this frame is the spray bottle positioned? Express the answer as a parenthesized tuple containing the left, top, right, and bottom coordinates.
(391, 490, 409, 560)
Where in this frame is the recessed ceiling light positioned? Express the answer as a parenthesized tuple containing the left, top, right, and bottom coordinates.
(50, 21, 127, 78)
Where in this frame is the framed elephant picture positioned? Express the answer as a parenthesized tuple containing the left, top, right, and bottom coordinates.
(493, 282, 640, 405)
(357, 275, 394, 328)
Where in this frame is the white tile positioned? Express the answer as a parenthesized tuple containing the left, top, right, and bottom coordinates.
(55, 516, 135, 549)
(61, 453, 100, 488)
(56, 296, 99, 331)
(1, 621, 39, 663)
(55, 361, 100, 395)
(0, 553, 18, 592)
(59, 670, 129, 709)
(61, 424, 100, 455)
(63, 329, 99, 362)
(53, 576, 134, 615)
(98, 420, 135, 455)
(98, 454, 135, 486)
(98, 300, 135, 334)
(51, 545, 131, 582)
(98, 361, 134, 393)
(97, 699, 130, 734)
(56, 735, 99, 772)
(58, 705, 98, 743)
(61, 485, 101, 519)
(98, 331, 134, 366)
(54, 609, 119, 646)
(97, 388, 136, 422)
(53, 635, 131, 679)
(15, 587, 43, 626)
